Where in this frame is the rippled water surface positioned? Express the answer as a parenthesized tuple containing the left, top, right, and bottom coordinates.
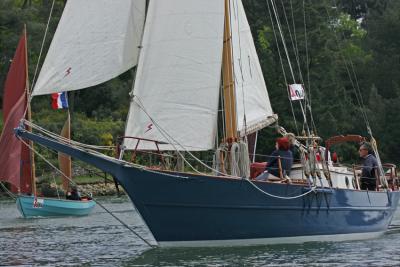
(1, 196, 400, 266)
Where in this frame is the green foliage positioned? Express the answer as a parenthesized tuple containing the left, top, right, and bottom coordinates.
(243, 0, 400, 165)
(38, 174, 105, 186)
(333, 13, 366, 39)
(0, 0, 65, 104)
(2, 0, 400, 168)
(72, 113, 124, 146)
(31, 107, 125, 146)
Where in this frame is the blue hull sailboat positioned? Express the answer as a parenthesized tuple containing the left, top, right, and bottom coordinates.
(15, 0, 400, 246)
(17, 195, 95, 218)
(15, 129, 400, 246)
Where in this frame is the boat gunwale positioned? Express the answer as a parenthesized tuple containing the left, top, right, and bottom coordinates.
(17, 194, 95, 203)
(140, 166, 395, 194)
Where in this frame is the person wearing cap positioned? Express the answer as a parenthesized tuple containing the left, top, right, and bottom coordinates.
(359, 142, 379, 190)
(256, 137, 293, 181)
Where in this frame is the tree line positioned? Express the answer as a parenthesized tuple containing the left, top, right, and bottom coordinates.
(1, 0, 400, 165)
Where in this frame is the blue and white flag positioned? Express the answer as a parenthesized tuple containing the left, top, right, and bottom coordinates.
(51, 92, 69, 109)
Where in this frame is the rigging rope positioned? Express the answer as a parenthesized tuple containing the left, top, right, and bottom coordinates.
(266, 0, 320, 137)
(21, 111, 322, 202)
(230, 141, 250, 178)
(326, 1, 387, 186)
(24, 120, 115, 151)
(246, 179, 317, 200)
(279, 0, 318, 137)
(17, 136, 156, 247)
(280, 0, 318, 136)
(21, 121, 142, 171)
(270, 0, 310, 135)
(94, 201, 157, 248)
(132, 96, 245, 179)
(29, 0, 56, 99)
(301, 0, 318, 136)
(213, 144, 228, 175)
(302, 0, 311, 109)
(325, 2, 371, 134)
(0, 182, 17, 200)
(265, 0, 299, 135)
(279, 0, 305, 87)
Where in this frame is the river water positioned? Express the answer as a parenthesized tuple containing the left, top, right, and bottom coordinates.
(1, 196, 400, 266)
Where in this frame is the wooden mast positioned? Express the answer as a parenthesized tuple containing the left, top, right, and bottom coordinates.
(222, 0, 237, 143)
(24, 24, 36, 195)
(59, 111, 72, 191)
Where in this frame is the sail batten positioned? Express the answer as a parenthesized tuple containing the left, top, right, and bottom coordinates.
(124, 0, 225, 151)
(32, 0, 146, 96)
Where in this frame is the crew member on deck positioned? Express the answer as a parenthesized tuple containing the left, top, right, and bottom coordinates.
(359, 142, 379, 191)
(256, 137, 293, 181)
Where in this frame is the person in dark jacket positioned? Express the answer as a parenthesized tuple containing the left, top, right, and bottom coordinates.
(66, 186, 81, 201)
(256, 137, 293, 181)
(359, 142, 379, 191)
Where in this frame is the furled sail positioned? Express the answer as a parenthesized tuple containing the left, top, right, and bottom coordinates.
(32, 0, 146, 96)
(0, 31, 32, 193)
(124, 0, 225, 151)
(230, 0, 277, 136)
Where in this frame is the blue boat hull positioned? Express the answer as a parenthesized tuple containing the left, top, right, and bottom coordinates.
(116, 167, 400, 246)
(15, 129, 400, 246)
(16, 195, 96, 218)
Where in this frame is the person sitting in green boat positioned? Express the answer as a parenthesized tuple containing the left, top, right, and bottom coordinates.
(66, 186, 81, 201)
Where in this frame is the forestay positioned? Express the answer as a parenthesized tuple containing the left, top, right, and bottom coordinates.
(124, 0, 225, 151)
(32, 0, 146, 96)
(231, 0, 276, 136)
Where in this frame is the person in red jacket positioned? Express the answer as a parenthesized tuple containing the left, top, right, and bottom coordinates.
(256, 137, 293, 181)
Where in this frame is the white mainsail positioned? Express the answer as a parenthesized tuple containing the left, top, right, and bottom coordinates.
(231, 0, 276, 136)
(124, 0, 225, 151)
(32, 0, 146, 96)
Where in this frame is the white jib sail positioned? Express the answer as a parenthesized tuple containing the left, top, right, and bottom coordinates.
(32, 0, 146, 96)
(124, 0, 225, 151)
(231, 0, 276, 136)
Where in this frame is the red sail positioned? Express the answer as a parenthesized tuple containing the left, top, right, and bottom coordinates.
(0, 96, 26, 191)
(0, 31, 31, 193)
(3, 32, 27, 121)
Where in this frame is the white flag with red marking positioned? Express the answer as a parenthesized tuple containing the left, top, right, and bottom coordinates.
(289, 84, 305, 101)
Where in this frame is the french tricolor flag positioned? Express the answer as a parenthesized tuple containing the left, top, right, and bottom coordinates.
(51, 92, 69, 110)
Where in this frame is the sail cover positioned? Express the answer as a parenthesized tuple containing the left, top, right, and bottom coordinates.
(124, 0, 225, 151)
(32, 0, 146, 96)
(231, 0, 276, 136)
